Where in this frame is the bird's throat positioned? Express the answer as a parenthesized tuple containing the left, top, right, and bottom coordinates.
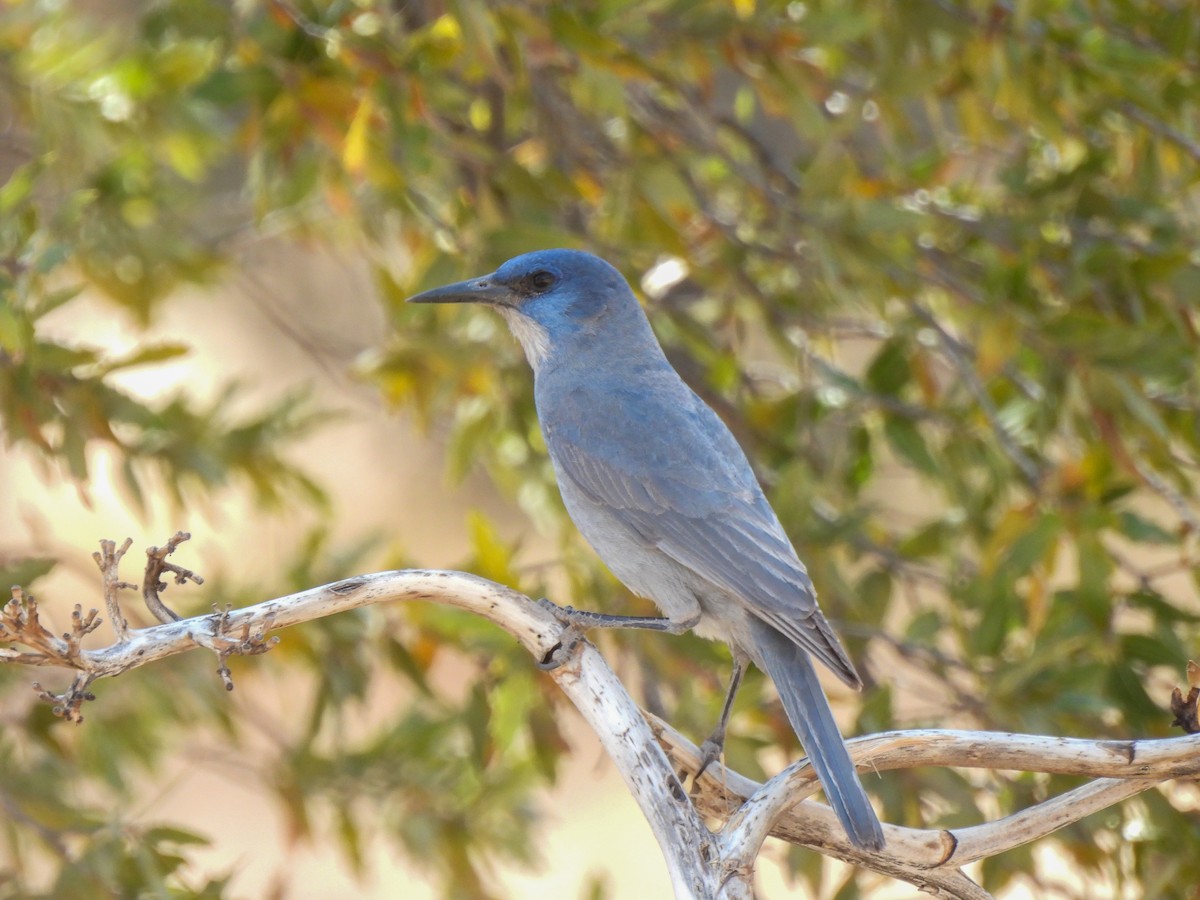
(498, 307, 552, 371)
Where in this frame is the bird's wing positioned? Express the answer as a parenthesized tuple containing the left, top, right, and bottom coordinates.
(544, 378, 861, 688)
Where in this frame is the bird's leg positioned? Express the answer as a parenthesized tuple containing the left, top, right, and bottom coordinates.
(535, 597, 697, 634)
(694, 656, 747, 780)
(534, 598, 700, 671)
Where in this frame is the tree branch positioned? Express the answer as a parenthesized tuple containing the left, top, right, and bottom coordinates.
(5, 538, 1198, 898)
(653, 716, 1200, 890)
(2, 541, 740, 896)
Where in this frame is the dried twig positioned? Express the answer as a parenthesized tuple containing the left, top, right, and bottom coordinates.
(142, 531, 204, 624)
(0, 587, 103, 670)
(0, 589, 103, 721)
(0, 586, 68, 662)
(4, 537, 276, 701)
(31, 673, 96, 724)
(1170, 660, 1200, 735)
(91, 538, 136, 640)
(195, 604, 278, 691)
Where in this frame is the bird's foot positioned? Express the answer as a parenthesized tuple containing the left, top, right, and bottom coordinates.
(536, 596, 584, 626)
(535, 598, 587, 671)
(693, 731, 727, 782)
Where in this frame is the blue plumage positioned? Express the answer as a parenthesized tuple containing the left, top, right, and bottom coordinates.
(409, 248, 884, 851)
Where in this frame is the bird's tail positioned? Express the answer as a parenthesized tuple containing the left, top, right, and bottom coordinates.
(750, 619, 885, 851)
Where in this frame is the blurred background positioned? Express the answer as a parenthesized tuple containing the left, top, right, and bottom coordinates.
(1, 1, 1198, 897)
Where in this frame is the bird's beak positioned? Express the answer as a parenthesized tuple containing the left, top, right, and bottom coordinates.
(405, 275, 515, 307)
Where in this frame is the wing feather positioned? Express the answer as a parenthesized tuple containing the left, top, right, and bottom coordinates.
(546, 392, 861, 689)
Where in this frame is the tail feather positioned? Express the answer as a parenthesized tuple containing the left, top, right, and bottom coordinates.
(751, 619, 884, 851)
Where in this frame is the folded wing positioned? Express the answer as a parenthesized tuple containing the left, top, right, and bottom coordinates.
(545, 381, 861, 689)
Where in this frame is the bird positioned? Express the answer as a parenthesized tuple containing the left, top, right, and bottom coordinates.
(408, 248, 885, 851)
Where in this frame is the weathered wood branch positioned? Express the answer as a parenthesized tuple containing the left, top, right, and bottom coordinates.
(654, 717, 1200, 874)
(4, 539, 1198, 899)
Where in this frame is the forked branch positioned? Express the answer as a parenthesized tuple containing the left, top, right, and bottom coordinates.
(3, 537, 1198, 898)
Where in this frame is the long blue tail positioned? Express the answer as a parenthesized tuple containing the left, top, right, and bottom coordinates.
(751, 619, 885, 850)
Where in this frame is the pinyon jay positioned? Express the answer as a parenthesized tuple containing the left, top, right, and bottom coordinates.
(408, 248, 885, 851)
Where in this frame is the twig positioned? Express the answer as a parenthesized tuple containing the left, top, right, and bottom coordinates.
(1171, 660, 1200, 734)
(1117, 101, 1200, 164)
(31, 673, 96, 724)
(0, 586, 69, 661)
(268, 0, 333, 40)
(0, 587, 103, 677)
(1128, 456, 1200, 535)
(91, 538, 135, 640)
(909, 303, 1043, 486)
(142, 531, 204, 623)
(5, 539, 277, 699)
(194, 604, 278, 691)
(952, 776, 1153, 865)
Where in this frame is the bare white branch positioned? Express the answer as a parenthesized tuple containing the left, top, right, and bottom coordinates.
(545, 641, 736, 898)
(5, 553, 1198, 900)
(652, 715, 1200, 893)
(2, 567, 743, 896)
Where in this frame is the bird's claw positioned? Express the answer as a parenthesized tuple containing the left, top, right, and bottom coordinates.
(535, 622, 585, 670)
(693, 735, 725, 783)
(535, 598, 586, 670)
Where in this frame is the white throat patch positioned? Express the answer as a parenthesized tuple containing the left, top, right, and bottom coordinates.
(498, 307, 551, 371)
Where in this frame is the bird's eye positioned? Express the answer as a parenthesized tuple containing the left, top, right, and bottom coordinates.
(528, 270, 557, 291)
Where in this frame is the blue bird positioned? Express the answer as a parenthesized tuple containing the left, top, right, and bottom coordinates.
(408, 248, 885, 851)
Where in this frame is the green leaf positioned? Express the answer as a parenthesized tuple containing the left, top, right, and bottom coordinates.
(972, 583, 1013, 657)
(865, 336, 910, 395)
(94, 342, 190, 375)
(467, 511, 521, 587)
(856, 569, 892, 618)
(0, 557, 57, 588)
(1000, 513, 1061, 577)
(1116, 510, 1176, 545)
(883, 414, 938, 475)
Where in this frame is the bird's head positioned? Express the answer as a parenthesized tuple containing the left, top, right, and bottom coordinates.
(407, 249, 648, 370)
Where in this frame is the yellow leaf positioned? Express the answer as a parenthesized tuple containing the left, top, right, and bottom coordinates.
(429, 12, 462, 44)
(342, 93, 373, 175)
(513, 138, 547, 173)
(574, 171, 603, 203)
(1024, 571, 1048, 636)
(976, 317, 1016, 378)
(162, 133, 205, 181)
(732, 0, 755, 19)
(468, 97, 491, 132)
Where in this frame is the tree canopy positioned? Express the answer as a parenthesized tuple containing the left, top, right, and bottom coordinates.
(1, 0, 1198, 896)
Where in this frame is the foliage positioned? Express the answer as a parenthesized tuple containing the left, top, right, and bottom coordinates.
(1, 0, 1198, 896)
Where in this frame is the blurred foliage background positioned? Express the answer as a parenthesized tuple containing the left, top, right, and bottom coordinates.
(1, 0, 1198, 897)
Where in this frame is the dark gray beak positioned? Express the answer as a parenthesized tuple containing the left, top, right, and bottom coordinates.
(405, 274, 515, 307)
